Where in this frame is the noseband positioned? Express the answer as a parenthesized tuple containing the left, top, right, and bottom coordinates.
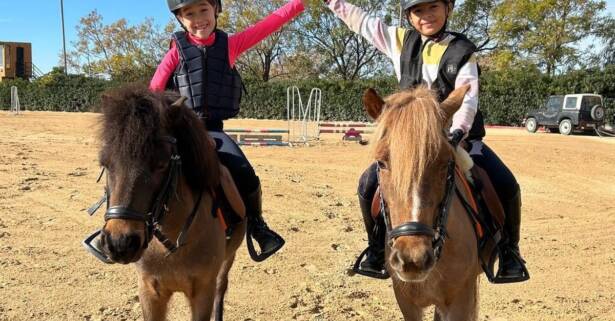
(377, 136, 461, 260)
(83, 135, 203, 264)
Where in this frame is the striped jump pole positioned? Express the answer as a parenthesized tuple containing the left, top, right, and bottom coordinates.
(237, 141, 290, 147)
(318, 123, 375, 128)
(318, 128, 374, 134)
(225, 128, 290, 133)
(225, 128, 290, 146)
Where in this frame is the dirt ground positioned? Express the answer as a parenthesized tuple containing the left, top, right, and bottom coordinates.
(0, 111, 614, 321)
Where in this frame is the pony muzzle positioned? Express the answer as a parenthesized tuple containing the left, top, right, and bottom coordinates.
(100, 227, 145, 264)
(99, 218, 147, 264)
(389, 235, 436, 281)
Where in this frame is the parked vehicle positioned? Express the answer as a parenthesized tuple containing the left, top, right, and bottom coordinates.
(523, 94, 606, 135)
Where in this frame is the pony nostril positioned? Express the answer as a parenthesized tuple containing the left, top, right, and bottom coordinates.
(100, 231, 113, 253)
(390, 251, 408, 271)
(422, 253, 434, 269)
(124, 234, 141, 251)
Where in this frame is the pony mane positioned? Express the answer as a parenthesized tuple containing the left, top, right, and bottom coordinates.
(372, 86, 447, 200)
(99, 84, 219, 192)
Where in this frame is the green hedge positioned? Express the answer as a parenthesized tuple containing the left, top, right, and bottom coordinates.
(238, 78, 397, 122)
(0, 70, 112, 112)
(3, 65, 614, 125)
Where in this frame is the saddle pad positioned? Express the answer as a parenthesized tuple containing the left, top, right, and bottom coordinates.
(219, 164, 245, 219)
(469, 166, 505, 228)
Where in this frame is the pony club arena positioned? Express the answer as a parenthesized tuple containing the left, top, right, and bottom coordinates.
(1, 87, 615, 321)
(224, 86, 376, 146)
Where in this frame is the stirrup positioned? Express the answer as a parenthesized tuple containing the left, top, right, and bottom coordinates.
(492, 250, 530, 284)
(245, 225, 285, 262)
(351, 247, 390, 279)
(82, 229, 115, 264)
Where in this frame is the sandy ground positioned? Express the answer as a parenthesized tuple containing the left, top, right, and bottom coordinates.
(0, 111, 614, 321)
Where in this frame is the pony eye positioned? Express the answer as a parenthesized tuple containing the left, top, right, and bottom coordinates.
(377, 160, 389, 170)
(152, 159, 168, 172)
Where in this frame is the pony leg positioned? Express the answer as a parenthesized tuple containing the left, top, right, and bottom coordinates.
(438, 280, 479, 321)
(392, 286, 423, 321)
(434, 309, 442, 321)
(212, 253, 237, 321)
(398, 304, 423, 321)
(189, 280, 217, 321)
(138, 279, 171, 321)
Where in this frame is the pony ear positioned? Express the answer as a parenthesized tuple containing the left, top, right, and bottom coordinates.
(440, 84, 471, 121)
(171, 96, 187, 107)
(362, 88, 385, 120)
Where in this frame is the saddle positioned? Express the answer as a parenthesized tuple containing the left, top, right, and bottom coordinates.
(214, 164, 245, 236)
(370, 162, 509, 284)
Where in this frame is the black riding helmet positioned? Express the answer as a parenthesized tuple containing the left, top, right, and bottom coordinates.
(167, 0, 222, 14)
(402, 0, 454, 12)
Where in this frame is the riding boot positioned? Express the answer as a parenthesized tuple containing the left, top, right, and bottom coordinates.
(354, 194, 389, 279)
(245, 184, 285, 262)
(498, 191, 530, 282)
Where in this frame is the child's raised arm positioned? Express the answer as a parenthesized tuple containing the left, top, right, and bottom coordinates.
(325, 0, 405, 62)
(228, 0, 305, 65)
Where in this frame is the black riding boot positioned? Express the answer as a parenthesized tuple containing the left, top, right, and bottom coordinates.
(353, 194, 389, 279)
(498, 191, 530, 282)
(245, 184, 285, 262)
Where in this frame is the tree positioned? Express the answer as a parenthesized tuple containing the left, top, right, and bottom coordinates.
(592, 16, 615, 66)
(67, 10, 175, 81)
(449, 0, 499, 51)
(218, 0, 296, 81)
(294, 0, 396, 81)
(491, 0, 607, 75)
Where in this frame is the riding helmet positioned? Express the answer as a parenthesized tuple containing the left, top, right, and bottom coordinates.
(167, 0, 222, 14)
(401, 0, 454, 12)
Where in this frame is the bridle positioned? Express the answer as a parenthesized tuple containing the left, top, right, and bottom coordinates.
(83, 135, 203, 264)
(377, 134, 461, 261)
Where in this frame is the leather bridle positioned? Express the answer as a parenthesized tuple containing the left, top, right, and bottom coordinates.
(83, 135, 203, 264)
(377, 135, 461, 261)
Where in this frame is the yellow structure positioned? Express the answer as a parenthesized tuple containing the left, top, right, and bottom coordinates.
(0, 41, 32, 81)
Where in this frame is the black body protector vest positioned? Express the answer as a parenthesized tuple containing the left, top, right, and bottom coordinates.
(171, 30, 242, 120)
(399, 30, 486, 140)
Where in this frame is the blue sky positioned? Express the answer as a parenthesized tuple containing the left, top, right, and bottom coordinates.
(1, 0, 614, 74)
(0, 1, 172, 73)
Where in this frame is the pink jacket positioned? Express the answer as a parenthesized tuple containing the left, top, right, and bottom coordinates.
(150, 0, 304, 91)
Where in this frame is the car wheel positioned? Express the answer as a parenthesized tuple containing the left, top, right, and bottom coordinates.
(559, 119, 573, 135)
(590, 105, 605, 121)
(525, 118, 538, 133)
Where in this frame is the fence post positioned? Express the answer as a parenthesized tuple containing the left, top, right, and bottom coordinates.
(10, 86, 21, 115)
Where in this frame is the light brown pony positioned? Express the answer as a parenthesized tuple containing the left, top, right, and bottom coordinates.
(94, 84, 245, 321)
(363, 85, 482, 321)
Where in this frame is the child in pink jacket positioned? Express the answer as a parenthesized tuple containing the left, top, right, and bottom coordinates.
(151, 0, 305, 262)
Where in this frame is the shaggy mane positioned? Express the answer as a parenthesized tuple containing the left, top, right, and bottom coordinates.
(99, 83, 219, 192)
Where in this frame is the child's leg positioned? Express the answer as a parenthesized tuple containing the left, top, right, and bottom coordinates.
(469, 141, 528, 281)
(355, 162, 389, 279)
(208, 131, 285, 261)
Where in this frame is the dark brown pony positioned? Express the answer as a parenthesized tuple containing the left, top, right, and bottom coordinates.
(363, 85, 482, 321)
(95, 84, 245, 321)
